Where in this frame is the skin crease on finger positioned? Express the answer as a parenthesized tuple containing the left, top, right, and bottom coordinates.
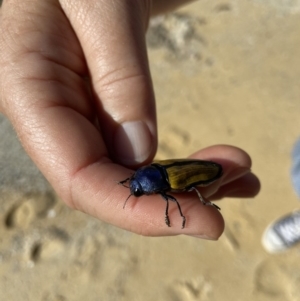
(0, 0, 260, 237)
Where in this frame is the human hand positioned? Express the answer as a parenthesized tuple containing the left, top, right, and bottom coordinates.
(0, 0, 260, 238)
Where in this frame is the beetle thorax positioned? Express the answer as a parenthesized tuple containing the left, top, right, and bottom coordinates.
(129, 166, 170, 196)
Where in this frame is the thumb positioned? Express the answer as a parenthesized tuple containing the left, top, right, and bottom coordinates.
(61, 0, 157, 167)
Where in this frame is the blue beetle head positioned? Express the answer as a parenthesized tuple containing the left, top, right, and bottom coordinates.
(129, 179, 144, 197)
(121, 177, 145, 209)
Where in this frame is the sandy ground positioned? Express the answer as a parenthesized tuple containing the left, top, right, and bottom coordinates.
(1, 1, 300, 300)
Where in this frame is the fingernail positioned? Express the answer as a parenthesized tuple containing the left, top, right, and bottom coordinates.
(225, 189, 257, 198)
(113, 121, 153, 165)
(187, 234, 219, 240)
(222, 167, 251, 185)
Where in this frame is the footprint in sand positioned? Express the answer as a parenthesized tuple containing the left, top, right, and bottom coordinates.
(35, 228, 68, 261)
(169, 277, 212, 301)
(254, 257, 300, 300)
(147, 12, 207, 61)
(4, 191, 56, 229)
(42, 292, 66, 301)
(21, 227, 69, 266)
(213, 3, 232, 12)
(158, 126, 191, 157)
(0, 191, 69, 266)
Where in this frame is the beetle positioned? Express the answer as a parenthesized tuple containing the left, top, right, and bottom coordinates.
(118, 159, 222, 229)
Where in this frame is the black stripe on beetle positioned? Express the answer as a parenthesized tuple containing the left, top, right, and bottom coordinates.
(118, 159, 222, 229)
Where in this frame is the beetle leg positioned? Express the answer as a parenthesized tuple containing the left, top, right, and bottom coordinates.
(165, 199, 171, 227)
(191, 187, 221, 210)
(160, 193, 171, 227)
(161, 193, 186, 229)
(118, 178, 130, 188)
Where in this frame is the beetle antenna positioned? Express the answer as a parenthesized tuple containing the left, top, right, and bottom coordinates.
(123, 194, 132, 209)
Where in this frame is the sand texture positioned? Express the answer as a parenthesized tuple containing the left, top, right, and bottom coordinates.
(1, 1, 300, 300)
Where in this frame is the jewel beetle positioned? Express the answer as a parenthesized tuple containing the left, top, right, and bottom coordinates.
(118, 159, 223, 229)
